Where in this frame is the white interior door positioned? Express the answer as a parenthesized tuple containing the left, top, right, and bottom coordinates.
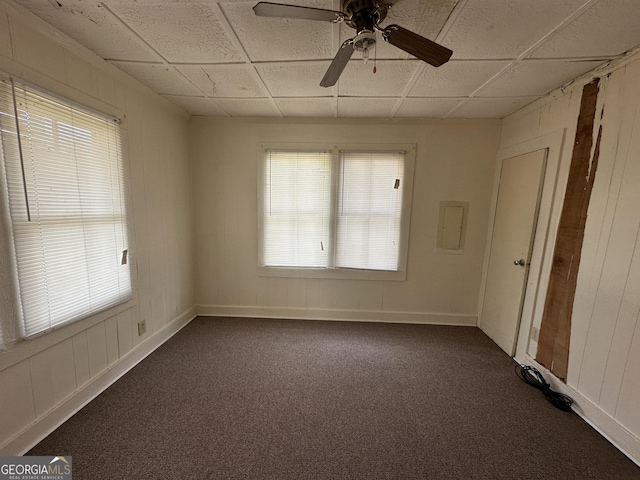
(481, 150, 546, 356)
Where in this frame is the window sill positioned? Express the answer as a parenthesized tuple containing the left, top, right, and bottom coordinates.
(257, 266, 406, 281)
(0, 295, 138, 372)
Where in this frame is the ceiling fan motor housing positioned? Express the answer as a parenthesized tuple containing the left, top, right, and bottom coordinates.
(343, 0, 387, 32)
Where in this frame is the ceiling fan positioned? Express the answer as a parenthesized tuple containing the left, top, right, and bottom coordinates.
(253, 0, 453, 87)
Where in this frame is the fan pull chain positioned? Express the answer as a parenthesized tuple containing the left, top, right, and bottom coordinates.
(373, 39, 377, 74)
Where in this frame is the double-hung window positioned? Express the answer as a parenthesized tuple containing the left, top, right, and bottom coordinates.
(259, 145, 414, 280)
(0, 76, 131, 347)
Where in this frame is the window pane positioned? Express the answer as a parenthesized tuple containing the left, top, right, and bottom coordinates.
(0, 78, 131, 340)
(263, 150, 331, 267)
(335, 151, 404, 271)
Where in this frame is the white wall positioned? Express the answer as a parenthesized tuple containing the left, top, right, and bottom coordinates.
(0, 0, 195, 453)
(191, 117, 502, 324)
(500, 54, 640, 463)
(1, 0, 637, 463)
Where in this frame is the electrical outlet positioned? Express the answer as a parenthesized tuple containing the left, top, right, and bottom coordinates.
(137, 320, 147, 336)
(531, 327, 540, 342)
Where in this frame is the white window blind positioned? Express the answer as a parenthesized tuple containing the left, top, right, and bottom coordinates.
(260, 147, 409, 275)
(263, 150, 332, 267)
(0, 78, 131, 340)
(335, 151, 404, 271)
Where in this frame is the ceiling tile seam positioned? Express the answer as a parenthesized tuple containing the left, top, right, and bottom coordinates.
(389, 63, 426, 117)
(100, 2, 214, 108)
(211, 2, 252, 64)
(390, 0, 470, 117)
(110, 60, 247, 67)
(516, 0, 602, 60)
(246, 59, 449, 66)
(213, 2, 283, 118)
(168, 95, 275, 101)
(466, 54, 611, 101)
(331, 0, 341, 102)
(465, 62, 517, 98)
(173, 66, 222, 99)
(436, 0, 470, 44)
(515, 56, 619, 63)
(98, 2, 168, 64)
(107, 61, 166, 66)
(510, 49, 640, 121)
(442, 97, 471, 119)
(161, 94, 232, 117)
(442, 95, 541, 120)
(332, 0, 341, 53)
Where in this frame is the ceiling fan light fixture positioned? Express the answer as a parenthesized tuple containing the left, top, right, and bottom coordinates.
(353, 30, 376, 63)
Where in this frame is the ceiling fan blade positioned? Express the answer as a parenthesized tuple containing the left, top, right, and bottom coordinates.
(320, 40, 355, 87)
(382, 25, 452, 67)
(253, 2, 343, 22)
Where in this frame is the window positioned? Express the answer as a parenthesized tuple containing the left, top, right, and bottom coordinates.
(263, 150, 332, 268)
(259, 145, 414, 280)
(335, 151, 405, 271)
(0, 76, 131, 346)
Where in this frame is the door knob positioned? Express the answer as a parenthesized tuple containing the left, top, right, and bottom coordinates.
(514, 259, 525, 266)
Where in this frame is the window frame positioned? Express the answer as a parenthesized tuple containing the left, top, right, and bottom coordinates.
(0, 74, 137, 350)
(257, 143, 415, 281)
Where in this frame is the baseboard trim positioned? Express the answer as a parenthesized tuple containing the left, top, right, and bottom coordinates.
(2, 306, 197, 455)
(516, 354, 640, 467)
(196, 305, 477, 326)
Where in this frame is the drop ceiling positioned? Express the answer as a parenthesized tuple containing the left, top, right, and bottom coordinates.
(12, 0, 640, 118)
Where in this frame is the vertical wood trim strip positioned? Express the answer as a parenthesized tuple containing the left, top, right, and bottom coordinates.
(536, 78, 602, 381)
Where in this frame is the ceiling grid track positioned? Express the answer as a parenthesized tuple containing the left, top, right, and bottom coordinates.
(390, 0, 469, 118)
(18, 0, 639, 119)
(332, 0, 342, 118)
(99, 2, 167, 63)
(99, 2, 233, 116)
(212, 2, 284, 118)
(444, 0, 604, 118)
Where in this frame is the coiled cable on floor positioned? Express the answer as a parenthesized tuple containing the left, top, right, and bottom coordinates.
(515, 363, 574, 411)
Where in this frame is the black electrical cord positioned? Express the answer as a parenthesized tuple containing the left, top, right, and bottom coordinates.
(515, 363, 574, 411)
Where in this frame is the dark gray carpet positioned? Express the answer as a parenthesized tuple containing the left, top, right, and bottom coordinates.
(29, 317, 640, 479)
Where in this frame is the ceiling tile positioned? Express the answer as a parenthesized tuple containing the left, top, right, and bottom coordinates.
(215, 98, 281, 117)
(178, 65, 267, 97)
(409, 61, 509, 97)
(479, 60, 604, 97)
(221, 1, 335, 61)
(531, 0, 640, 58)
(110, 62, 201, 96)
(14, 0, 640, 121)
(338, 98, 397, 118)
(395, 98, 464, 117)
(450, 97, 538, 118)
(442, 0, 587, 59)
(339, 60, 420, 97)
(378, 0, 458, 37)
(275, 98, 335, 117)
(13, 0, 160, 61)
(163, 96, 228, 116)
(256, 63, 332, 97)
(106, 2, 243, 63)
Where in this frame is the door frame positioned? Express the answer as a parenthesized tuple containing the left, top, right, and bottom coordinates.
(478, 129, 567, 360)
